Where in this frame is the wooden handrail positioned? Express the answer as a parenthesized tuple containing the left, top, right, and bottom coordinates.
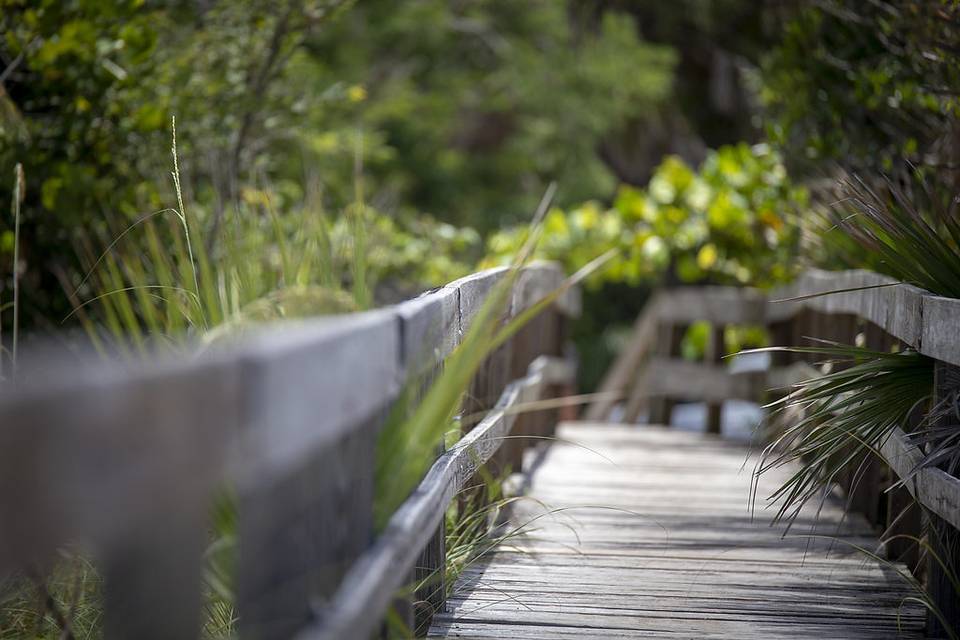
(0, 262, 579, 640)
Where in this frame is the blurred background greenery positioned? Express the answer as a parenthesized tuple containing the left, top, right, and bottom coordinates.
(1, 0, 958, 384)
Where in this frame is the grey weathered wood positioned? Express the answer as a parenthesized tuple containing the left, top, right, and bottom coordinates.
(428, 423, 925, 639)
(235, 312, 400, 639)
(0, 262, 577, 640)
(295, 356, 575, 640)
(878, 427, 960, 532)
(768, 268, 960, 366)
(620, 362, 652, 425)
(395, 290, 459, 638)
(594, 271, 960, 550)
(597, 268, 960, 430)
(231, 311, 401, 483)
(766, 269, 925, 348)
(516, 261, 581, 318)
(647, 323, 686, 425)
(394, 286, 460, 375)
(926, 360, 960, 637)
(645, 357, 766, 404)
(414, 493, 446, 637)
(656, 286, 767, 325)
(883, 485, 921, 574)
(920, 294, 960, 368)
(705, 324, 725, 435)
(0, 354, 237, 640)
(445, 267, 508, 336)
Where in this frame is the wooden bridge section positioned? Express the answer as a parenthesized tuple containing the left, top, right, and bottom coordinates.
(2, 266, 959, 638)
(430, 423, 925, 639)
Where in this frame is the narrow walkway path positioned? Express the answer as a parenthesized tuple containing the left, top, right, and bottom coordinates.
(429, 423, 925, 639)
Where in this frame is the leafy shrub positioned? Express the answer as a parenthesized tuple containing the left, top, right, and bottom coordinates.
(484, 143, 807, 290)
(761, 1, 960, 176)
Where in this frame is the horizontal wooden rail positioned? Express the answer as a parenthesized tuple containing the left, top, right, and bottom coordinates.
(0, 261, 579, 639)
(881, 427, 960, 531)
(771, 269, 960, 366)
(645, 357, 766, 403)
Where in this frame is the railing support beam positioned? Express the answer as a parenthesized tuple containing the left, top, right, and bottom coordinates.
(927, 361, 960, 637)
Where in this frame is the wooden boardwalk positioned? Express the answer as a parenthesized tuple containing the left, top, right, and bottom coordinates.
(429, 423, 926, 639)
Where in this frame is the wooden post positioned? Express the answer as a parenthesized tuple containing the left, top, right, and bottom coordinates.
(846, 321, 892, 527)
(767, 318, 795, 369)
(550, 309, 569, 430)
(103, 509, 208, 640)
(648, 322, 685, 426)
(848, 455, 882, 525)
(235, 316, 398, 640)
(413, 498, 446, 636)
(926, 360, 960, 637)
(884, 485, 922, 575)
(705, 323, 725, 435)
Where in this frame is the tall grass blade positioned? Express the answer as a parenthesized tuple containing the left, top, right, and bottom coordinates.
(10, 162, 23, 376)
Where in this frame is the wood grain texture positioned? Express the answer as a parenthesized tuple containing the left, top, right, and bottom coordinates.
(395, 286, 460, 375)
(0, 262, 573, 640)
(232, 310, 401, 484)
(879, 427, 960, 532)
(429, 423, 925, 640)
(0, 355, 238, 640)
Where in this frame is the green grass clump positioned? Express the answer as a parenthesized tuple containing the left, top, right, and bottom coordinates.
(66, 117, 379, 361)
(831, 174, 960, 298)
(752, 342, 933, 529)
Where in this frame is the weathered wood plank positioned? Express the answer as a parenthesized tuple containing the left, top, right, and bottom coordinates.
(0, 354, 238, 640)
(926, 360, 960, 636)
(705, 323, 725, 434)
(231, 311, 401, 482)
(645, 357, 766, 403)
(920, 294, 960, 367)
(394, 286, 460, 375)
(766, 269, 926, 349)
(657, 286, 767, 325)
(879, 427, 960, 532)
(429, 423, 925, 640)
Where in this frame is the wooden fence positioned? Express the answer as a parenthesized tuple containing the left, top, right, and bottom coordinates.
(589, 268, 960, 636)
(0, 262, 580, 639)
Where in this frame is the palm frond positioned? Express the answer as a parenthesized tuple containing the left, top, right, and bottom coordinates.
(756, 344, 934, 529)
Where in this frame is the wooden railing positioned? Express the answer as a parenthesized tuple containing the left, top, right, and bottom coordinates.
(0, 263, 580, 640)
(589, 268, 960, 636)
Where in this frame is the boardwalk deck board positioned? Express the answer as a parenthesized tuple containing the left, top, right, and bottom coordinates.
(429, 423, 925, 639)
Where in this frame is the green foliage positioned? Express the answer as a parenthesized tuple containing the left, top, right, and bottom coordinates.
(824, 174, 960, 298)
(67, 129, 362, 355)
(0, 551, 102, 640)
(484, 143, 806, 290)
(57, 115, 483, 354)
(314, 1, 675, 230)
(755, 343, 934, 529)
(761, 1, 960, 176)
(0, 0, 676, 332)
